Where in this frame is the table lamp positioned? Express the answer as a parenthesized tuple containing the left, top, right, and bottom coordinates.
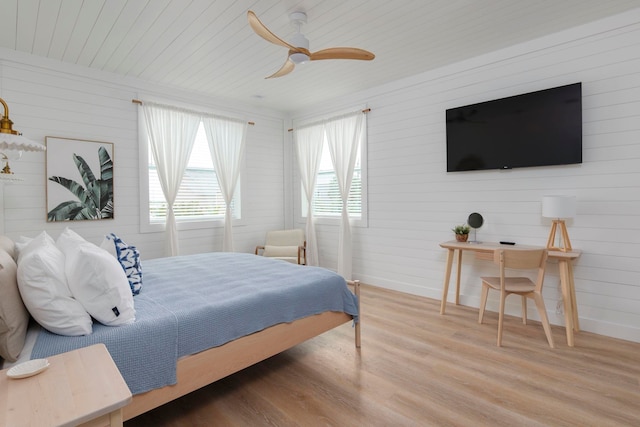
(542, 195, 576, 252)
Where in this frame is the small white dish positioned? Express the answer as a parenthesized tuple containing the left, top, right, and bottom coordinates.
(6, 359, 50, 379)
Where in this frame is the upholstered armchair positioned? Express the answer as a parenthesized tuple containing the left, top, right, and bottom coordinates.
(255, 229, 306, 265)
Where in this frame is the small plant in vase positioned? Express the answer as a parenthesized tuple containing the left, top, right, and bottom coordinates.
(452, 225, 470, 242)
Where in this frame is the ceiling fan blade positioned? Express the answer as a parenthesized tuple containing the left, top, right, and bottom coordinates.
(247, 10, 296, 50)
(266, 58, 295, 79)
(310, 47, 375, 61)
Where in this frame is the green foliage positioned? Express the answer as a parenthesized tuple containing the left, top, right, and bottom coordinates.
(47, 146, 114, 221)
(452, 224, 470, 235)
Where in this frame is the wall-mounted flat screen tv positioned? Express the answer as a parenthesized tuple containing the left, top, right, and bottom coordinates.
(446, 82, 582, 172)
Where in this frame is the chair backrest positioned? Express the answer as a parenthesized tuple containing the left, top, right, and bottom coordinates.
(264, 229, 305, 247)
(494, 248, 548, 291)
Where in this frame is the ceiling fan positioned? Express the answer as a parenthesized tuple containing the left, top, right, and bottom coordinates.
(247, 10, 375, 79)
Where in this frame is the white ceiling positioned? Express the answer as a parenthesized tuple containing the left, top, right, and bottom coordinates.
(1, 0, 640, 113)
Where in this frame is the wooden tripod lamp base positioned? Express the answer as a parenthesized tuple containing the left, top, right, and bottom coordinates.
(546, 219, 572, 252)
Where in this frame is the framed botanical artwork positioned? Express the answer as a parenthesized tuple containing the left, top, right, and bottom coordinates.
(45, 136, 114, 221)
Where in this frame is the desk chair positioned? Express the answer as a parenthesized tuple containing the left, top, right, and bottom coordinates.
(255, 229, 306, 265)
(479, 248, 554, 348)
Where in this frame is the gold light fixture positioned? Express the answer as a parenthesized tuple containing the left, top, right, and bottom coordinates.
(0, 96, 45, 176)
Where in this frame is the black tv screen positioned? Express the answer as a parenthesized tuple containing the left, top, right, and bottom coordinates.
(446, 83, 582, 172)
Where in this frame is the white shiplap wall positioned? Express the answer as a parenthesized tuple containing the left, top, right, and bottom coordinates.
(0, 49, 287, 260)
(291, 11, 640, 343)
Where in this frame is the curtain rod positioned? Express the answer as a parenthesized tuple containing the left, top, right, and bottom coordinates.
(132, 99, 255, 126)
(287, 108, 371, 132)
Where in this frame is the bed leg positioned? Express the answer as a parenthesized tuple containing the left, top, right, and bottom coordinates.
(348, 279, 362, 348)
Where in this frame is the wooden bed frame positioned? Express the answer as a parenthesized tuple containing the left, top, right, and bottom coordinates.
(123, 280, 361, 421)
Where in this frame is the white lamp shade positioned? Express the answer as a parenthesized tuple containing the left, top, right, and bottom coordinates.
(542, 195, 576, 219)
(0, 133, 45, 152)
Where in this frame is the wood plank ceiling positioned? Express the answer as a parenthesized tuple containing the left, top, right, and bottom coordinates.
(1, 0, 639, 112)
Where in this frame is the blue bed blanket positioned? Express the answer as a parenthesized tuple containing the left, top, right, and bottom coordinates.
(31, 252, 359, 394)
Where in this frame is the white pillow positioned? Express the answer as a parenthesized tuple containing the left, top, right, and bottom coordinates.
(15, 233, 42, 262)
(57, 228, 135, 326)
(100, 235, 118, 258)
(16, 232, 92, 336)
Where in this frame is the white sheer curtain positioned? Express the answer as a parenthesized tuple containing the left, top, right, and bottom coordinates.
(141, 102, 200, 256)
(202, 115, 248, 252)
(324, 112, 364, 279)
(293, 124, 325, 266)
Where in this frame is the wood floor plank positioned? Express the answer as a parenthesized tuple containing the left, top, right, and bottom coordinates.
(125, 284, 640, 426)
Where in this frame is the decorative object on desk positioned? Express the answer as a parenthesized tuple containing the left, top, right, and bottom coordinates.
(0, 97, 46, 176)
(467, 212, 484, 243)
(542, 195, 575, 252)
(46, 136, 114, 221)
(452, 225, 470, 242)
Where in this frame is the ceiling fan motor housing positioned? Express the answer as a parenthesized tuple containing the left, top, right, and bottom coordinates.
(289, 19, 310, 63)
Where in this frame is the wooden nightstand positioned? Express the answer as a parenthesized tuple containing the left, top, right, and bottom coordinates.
(1, 343, 132, 427)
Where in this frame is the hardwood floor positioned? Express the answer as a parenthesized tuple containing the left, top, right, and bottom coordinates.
(125, 284, 640, 426)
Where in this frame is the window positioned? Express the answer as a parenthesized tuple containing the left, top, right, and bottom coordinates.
(299, 113, 367, 225)
(312, 140, 362, 217)
(140, 116, 242, 232)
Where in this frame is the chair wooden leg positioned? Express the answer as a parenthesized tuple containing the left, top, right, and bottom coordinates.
(521, 295, 527, 325)
(533, 293, 555, 348)
(497, 291, 506, 347)
(479, 283, 489, 324)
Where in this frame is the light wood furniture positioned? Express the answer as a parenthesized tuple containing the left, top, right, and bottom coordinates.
(479, 249, 554, 347)
(1, 343, 132, 427)
(123, 280, 360, 421)
(439, 240, 581, 346)
(542, 194, 576, 251)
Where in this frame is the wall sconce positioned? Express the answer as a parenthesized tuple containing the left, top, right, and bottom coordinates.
(542, 195, 576, 252)
(0, 96, 46, 234)
(0, 97, 46, 177)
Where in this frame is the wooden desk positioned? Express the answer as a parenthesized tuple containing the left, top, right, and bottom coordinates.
(1, 343, 132, 427)
(439, 241, 581, 346)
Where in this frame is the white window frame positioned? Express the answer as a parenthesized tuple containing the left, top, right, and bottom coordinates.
(294, 111, 368, 228)
(138, 106, 246, 233)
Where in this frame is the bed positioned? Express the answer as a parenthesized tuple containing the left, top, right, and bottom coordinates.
(1, 242, 360, 421)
